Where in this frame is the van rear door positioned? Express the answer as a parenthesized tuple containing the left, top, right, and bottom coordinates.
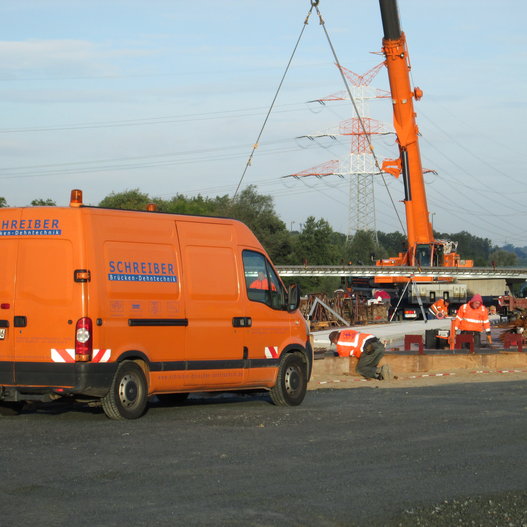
(0, 209, 20, 385)
(11, 210, 80, 386)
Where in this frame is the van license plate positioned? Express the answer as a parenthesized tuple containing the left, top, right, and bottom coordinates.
(0, 328, 5, 339)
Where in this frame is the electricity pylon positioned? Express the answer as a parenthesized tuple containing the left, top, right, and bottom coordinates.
(285, 62, 392, 240)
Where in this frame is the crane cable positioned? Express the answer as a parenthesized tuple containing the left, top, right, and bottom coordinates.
(312, 3, 406, 235)
(233, 2, 316, 199)
(234, 0, 407, 238)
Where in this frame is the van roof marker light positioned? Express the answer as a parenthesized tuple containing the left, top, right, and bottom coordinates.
(70, 189, 83, 208)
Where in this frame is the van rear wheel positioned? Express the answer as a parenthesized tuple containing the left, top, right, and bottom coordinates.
(102, 361, 148, 420)
(270, 353, 307, 406)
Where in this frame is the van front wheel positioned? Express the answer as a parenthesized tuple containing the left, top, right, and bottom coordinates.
(270, 353, 307, 407)
(102, 361, 148, 420)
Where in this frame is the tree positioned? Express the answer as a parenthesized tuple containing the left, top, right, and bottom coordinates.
(0, 197, 7, 208)
(98, 189, 152, 210)
(290, 217, 343, 294)
(218, 186, 292, 262)
(31, 198, 56, 206)
(500, 244, 527, 266)
(435, 230, 492, 266)
(488, 249, 518, 267)
(163, 193, 218, 216)
(293, 216, 343, 265)
(377, 231, 407, 258)
(346, 230, 381, 265)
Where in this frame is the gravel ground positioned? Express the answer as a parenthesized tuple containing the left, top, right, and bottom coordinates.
(2, 379, 526, 526)
(380, 491, 527, 526)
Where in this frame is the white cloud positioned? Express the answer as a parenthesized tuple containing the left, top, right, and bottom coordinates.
(0, 39, 154, 78)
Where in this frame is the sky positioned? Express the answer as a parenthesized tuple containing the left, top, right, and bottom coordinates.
(0, 0, 526, 247)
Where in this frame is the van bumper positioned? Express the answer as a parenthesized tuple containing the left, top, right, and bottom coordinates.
(1, 361, 118, 400)
(65, 362, 118, 397)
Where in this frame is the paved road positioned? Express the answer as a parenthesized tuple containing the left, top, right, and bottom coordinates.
(1, 381, 526, 526)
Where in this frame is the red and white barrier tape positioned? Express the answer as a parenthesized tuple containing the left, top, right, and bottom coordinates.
(314, 368, 527, 385)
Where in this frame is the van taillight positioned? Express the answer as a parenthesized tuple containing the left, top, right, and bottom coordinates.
(75, 317, 93, 361)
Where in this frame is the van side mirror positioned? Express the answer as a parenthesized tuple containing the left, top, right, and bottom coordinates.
(287, 283, 300, 312)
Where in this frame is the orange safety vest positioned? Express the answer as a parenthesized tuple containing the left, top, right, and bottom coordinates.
(335, 329, 376, 358)
(429, 299, 448, 319)
(250, 278, 276, 291)
(454, 303, 490, 333)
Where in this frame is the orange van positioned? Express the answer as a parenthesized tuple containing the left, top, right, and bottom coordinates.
(0, 190, 312, 419)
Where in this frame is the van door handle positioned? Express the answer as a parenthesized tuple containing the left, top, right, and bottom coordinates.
(232, 317, 252, 328)
(14, 316, 27, 328)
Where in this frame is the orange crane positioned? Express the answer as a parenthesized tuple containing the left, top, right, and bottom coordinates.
(375, 0, 473, 281)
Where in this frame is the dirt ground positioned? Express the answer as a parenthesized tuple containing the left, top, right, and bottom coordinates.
(309, 369, 527, 390)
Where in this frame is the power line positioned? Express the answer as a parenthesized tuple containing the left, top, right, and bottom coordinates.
(0, 102, 324, 134)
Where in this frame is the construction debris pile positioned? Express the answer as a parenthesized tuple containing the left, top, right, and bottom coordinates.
(498, 309, 527, 342)
(300, 291, 389, 331)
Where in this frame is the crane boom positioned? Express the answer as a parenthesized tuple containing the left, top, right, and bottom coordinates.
(376, 0, 472, 275)
(380, 0, 433, 258)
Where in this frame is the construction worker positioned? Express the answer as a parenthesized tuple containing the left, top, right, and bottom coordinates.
(429, 298, 449, 319)
(454, 294, 492, 348)
(328, 329, 392, 380)
(249, 271, 276, 291)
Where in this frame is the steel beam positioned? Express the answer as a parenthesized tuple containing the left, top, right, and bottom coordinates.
(275, 265, 527, 280)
